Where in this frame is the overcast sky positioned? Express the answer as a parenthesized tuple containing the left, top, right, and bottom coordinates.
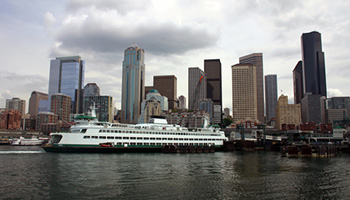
(1, 0, 350, 113)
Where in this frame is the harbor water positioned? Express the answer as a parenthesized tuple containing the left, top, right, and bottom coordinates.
(1, 146, 350, 199)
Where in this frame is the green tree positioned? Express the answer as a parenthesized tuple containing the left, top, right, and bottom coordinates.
(222, 118, 232, 128)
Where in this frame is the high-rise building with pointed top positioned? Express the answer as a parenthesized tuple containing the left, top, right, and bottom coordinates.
(121, 43, 145, 124)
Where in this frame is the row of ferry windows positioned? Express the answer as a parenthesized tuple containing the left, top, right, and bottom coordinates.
(96, 129, 219, 136)
(83, 136, 224, 141)
(106, 142, 213, 146)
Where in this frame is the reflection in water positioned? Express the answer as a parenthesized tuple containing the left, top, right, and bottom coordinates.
(1, 146, 350, 199)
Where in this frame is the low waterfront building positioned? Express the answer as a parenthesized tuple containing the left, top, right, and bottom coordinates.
(36, 112, 59, 133)
(165, 110, 210, 129)
(0, 109, 22, 130)
(6, 98, 26, 119)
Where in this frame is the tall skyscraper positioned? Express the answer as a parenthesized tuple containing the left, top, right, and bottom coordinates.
(153, 75, 177, 110)
(301, 31, 327, 97)
(48, 56, 85, 114)
(231, 64, 257, 124)
(29, 91, 48, 119)
(121, 43, 145, 124)
(293, 61, 303, 104)
(6, 98, 26, 118)
(84, 83, 100, 97)
(188, 67, 207, 111)
(51, 93, 71, 123)
(239, 53, 264, 122)
(204, 59, 222, 124)
(265, 74, 278, 122)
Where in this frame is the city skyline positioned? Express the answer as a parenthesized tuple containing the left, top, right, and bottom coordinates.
(1, 1, 350, 113)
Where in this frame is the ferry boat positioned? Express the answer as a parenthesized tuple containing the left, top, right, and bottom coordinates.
(43, 107, 228, 153)
(11, 136, 46, 146)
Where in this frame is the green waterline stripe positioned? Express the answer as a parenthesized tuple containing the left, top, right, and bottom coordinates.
(51, 144, 223, 148)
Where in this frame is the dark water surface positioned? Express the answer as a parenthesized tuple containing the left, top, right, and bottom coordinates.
(1, 146, 350, 199)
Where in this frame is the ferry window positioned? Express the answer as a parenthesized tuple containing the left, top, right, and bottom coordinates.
(189, 139, 194, 141)
(83, 136, 90, 139)
(81, 129, 87, 133)
(150, 138, 155, 140)
(184, 138, 188, 141)
(168, 138, 173, 140)
(117, 142, 122, 145)
(162, 138, 167, 140)
(123, 137, 129, 139)
(174, 138, 178, 140)
(150, 143, 155, 145)
(107, 130, 110, 133)
(130, 137, 136, 140)
(137, 143, 143, 145)
(144, 143, 149, 145)
(99, 136, 106, 139)
(194, 139, 199, 141)
(156, 138, 161, 140)
(116, 137, 122, 139)
(99, 130, 102, 132)
(107, 136, 114, 139)
(130, 142, 136, 145)
(156, 143, 161, 145)
(179, 138, 184, 141)
(144, 137, 149, 140)
(92, 136, 98, 139)
(137, 137, 143, 140)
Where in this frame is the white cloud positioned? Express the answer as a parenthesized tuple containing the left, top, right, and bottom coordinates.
(1, 0, 350, 113)
(43, 12, 56, 28)
(328, 88, 344, 98)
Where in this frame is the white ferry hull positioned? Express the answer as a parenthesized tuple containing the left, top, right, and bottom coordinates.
(43, 116, 227, 153)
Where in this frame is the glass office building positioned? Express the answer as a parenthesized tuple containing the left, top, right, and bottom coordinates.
(47, 56, 85, 114)
(121, 43, 145, 124)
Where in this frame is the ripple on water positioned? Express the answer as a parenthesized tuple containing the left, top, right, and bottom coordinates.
(1, 150, 350, 199)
